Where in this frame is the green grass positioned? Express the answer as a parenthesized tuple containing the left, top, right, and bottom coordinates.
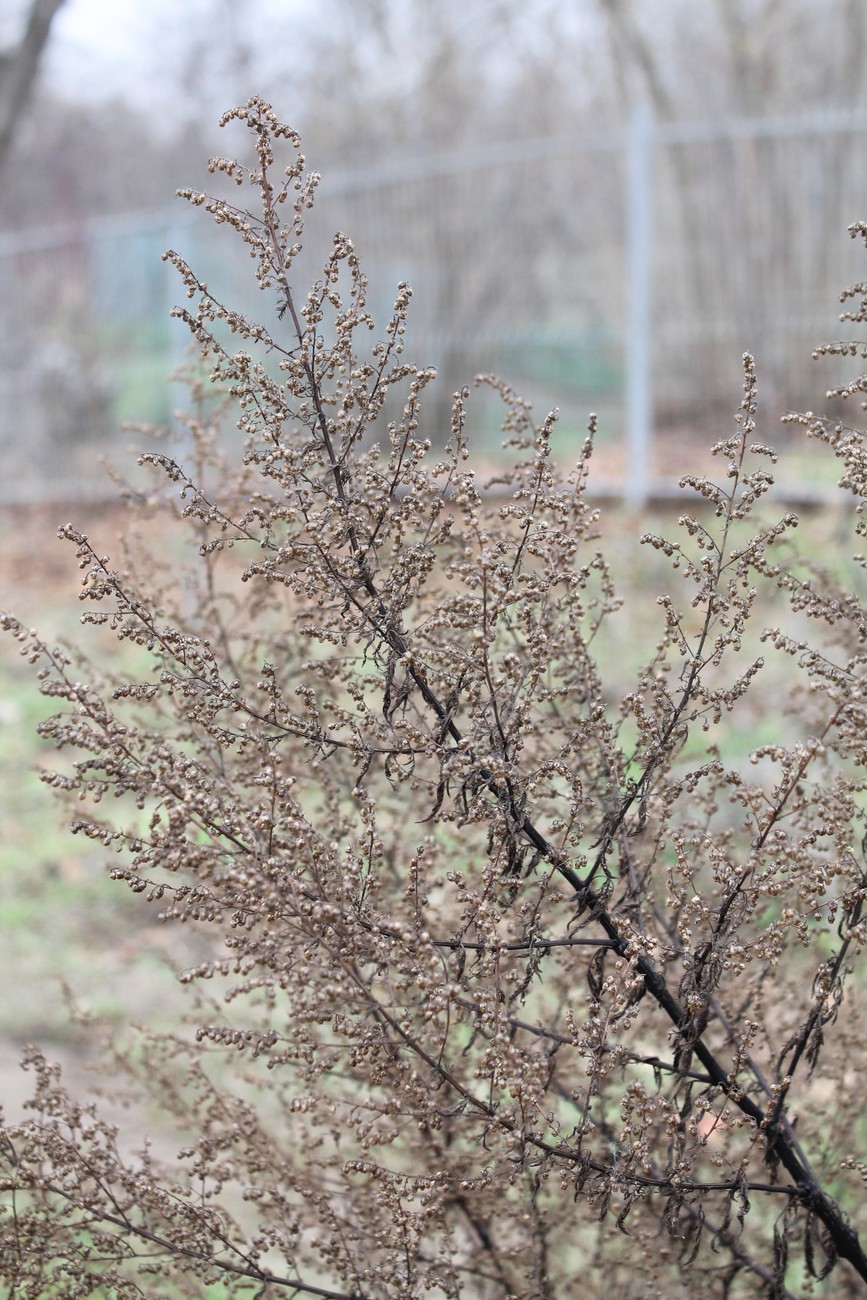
(0, 642, 184, 1045)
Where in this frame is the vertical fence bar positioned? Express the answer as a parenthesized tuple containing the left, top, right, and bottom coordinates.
(625, 102, 653, 508)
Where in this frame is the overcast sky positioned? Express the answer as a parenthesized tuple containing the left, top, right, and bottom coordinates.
(12, 0, 311, 126)
(14, 0, 594, 133)
(45, 0, 171, 106)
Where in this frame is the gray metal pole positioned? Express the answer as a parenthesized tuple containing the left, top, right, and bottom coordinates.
(626, 102, 653, 509)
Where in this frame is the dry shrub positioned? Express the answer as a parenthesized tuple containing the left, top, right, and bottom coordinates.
(3, 98, 867, 1298)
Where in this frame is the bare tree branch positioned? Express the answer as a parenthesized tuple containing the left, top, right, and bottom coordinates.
(0, 0, 66, 176)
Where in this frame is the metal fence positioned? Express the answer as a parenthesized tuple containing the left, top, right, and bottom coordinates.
(1, 106, 866, 505)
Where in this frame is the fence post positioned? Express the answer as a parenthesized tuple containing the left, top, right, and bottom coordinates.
(625, 102, 653, 509)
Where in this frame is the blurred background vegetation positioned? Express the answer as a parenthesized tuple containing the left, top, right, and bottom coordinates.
(1, 0, 867, 501)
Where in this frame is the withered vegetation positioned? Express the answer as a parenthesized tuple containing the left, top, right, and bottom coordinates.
(3, 99, 867, 1297)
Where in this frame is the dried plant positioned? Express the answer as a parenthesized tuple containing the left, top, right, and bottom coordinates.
(3, 98, 867, 1298)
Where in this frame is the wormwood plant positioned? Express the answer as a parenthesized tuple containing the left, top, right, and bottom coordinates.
(3, 98, 867, 1298)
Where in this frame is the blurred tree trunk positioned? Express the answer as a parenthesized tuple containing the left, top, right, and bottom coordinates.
(0, 0, 66, 177)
